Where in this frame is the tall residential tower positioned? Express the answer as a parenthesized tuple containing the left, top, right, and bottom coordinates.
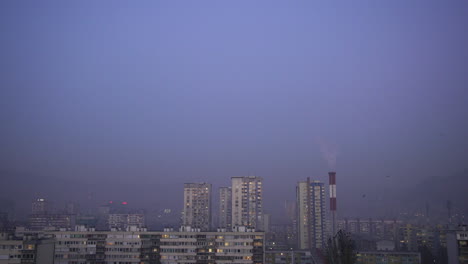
(297, 178, 326, 250)
(329, 171, 337, 236)
(219, 187, 232, 229)
(32, 198, 49, 214)
(182, 183, 212, 231)
(231, 176, 263, 230)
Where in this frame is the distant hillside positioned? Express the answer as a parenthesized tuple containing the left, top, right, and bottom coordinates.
(416, 169, 467, 202)
(395, 169, 468, 217)
(337, 169, 468, 219)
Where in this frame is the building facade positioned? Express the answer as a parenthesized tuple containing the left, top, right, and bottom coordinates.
(296, 179, 326, 250)
(265, 250, 317, 264)
(108, 213, 145, 230)
(356, 251, 421, 264)
(50, 226, 264, 264)
(31, 199, 49, 215)
(0, 231, 54, 264)
(183, 183, 212, 231)
(447, 225, 468, 264)
(337, 219, 401, 242)
(219, 187, 232, 229)
(29, 214, 74, 231)
(231, 177, 263, 231)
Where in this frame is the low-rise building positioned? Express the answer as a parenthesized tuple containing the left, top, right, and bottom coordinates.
(265, 250, 318, 264)
(356, 251, 421, 264)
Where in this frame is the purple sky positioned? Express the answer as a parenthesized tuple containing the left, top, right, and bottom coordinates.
(1, 1, 467, 218)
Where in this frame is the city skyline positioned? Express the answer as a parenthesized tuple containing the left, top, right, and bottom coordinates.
(2, 169, 467, 263)
(0, 1, 467, 263)
(2, 169, 468, 224)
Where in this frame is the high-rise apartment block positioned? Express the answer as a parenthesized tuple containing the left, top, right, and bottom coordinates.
(329, 171, 337, 236)
(231, 176, 263, 230)
(31, 198, 49, 214)
(182, 183, 212, 231)
(28, 214, 75, 231)
(297, 178, 326, 250)
(219, 187, 232, 229)
(108, 213, 145, 230)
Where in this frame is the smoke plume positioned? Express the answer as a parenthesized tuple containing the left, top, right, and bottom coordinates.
(316, 137, 338, 171)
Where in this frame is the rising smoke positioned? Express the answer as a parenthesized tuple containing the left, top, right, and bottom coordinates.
(316, 137, 338, 171)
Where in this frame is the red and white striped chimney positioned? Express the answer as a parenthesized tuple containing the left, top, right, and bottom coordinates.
(329, 171, 337, 236)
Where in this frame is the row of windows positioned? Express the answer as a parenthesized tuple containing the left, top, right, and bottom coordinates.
(53, 235, 262, 244)
(56, 247, 97, 253)
(107, 242, 140, 246)
(0, 245, 22, 249)
(159, 241, 254, 247)
(160, 247, 257, 254)
(160, 242, 197, 246)
(108, 241, 140, 246)
(161, 248, 194, 253)
(0, 254, 33, 259)
(55, 261, 87, 264)
(56, 253, 140, 260)
(160, 262, 252, 264)
(166, 233, 261, 240)
(57, 241, 89, 245)
(106, 254, 140, 259)
(215, 249, 254, 253)
(107, 235, 140, 239)
(22, 254, 35, 259)
(160, 255, 252, 260)
(55, 254, 89, 259)
(106, 248, 140, 252)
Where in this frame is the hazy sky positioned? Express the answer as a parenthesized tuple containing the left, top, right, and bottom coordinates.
(1, 1, 467, 217)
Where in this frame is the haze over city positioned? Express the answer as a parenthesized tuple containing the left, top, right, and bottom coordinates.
(1, 0, 467, 244)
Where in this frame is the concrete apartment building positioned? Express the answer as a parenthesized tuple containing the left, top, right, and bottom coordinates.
(356, 251, 421, 264)
(29, 198, 75, 231)
(183, 183, 212, 231)
(447, 225, 468, 264)
(31, 199, 49, 215)
(265, 250, 317, 264)
(231, 177, 263, 231)
(296, 179, 326, 250)
(0, 231, 54, 264)
(219, 187, 232, 229)
(337, 219, 402, 242)
(108, 213, 145, 230)
(29, 214, 75, 231)
(0, 235, 30, 264)
(50, 225, 264, 264)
